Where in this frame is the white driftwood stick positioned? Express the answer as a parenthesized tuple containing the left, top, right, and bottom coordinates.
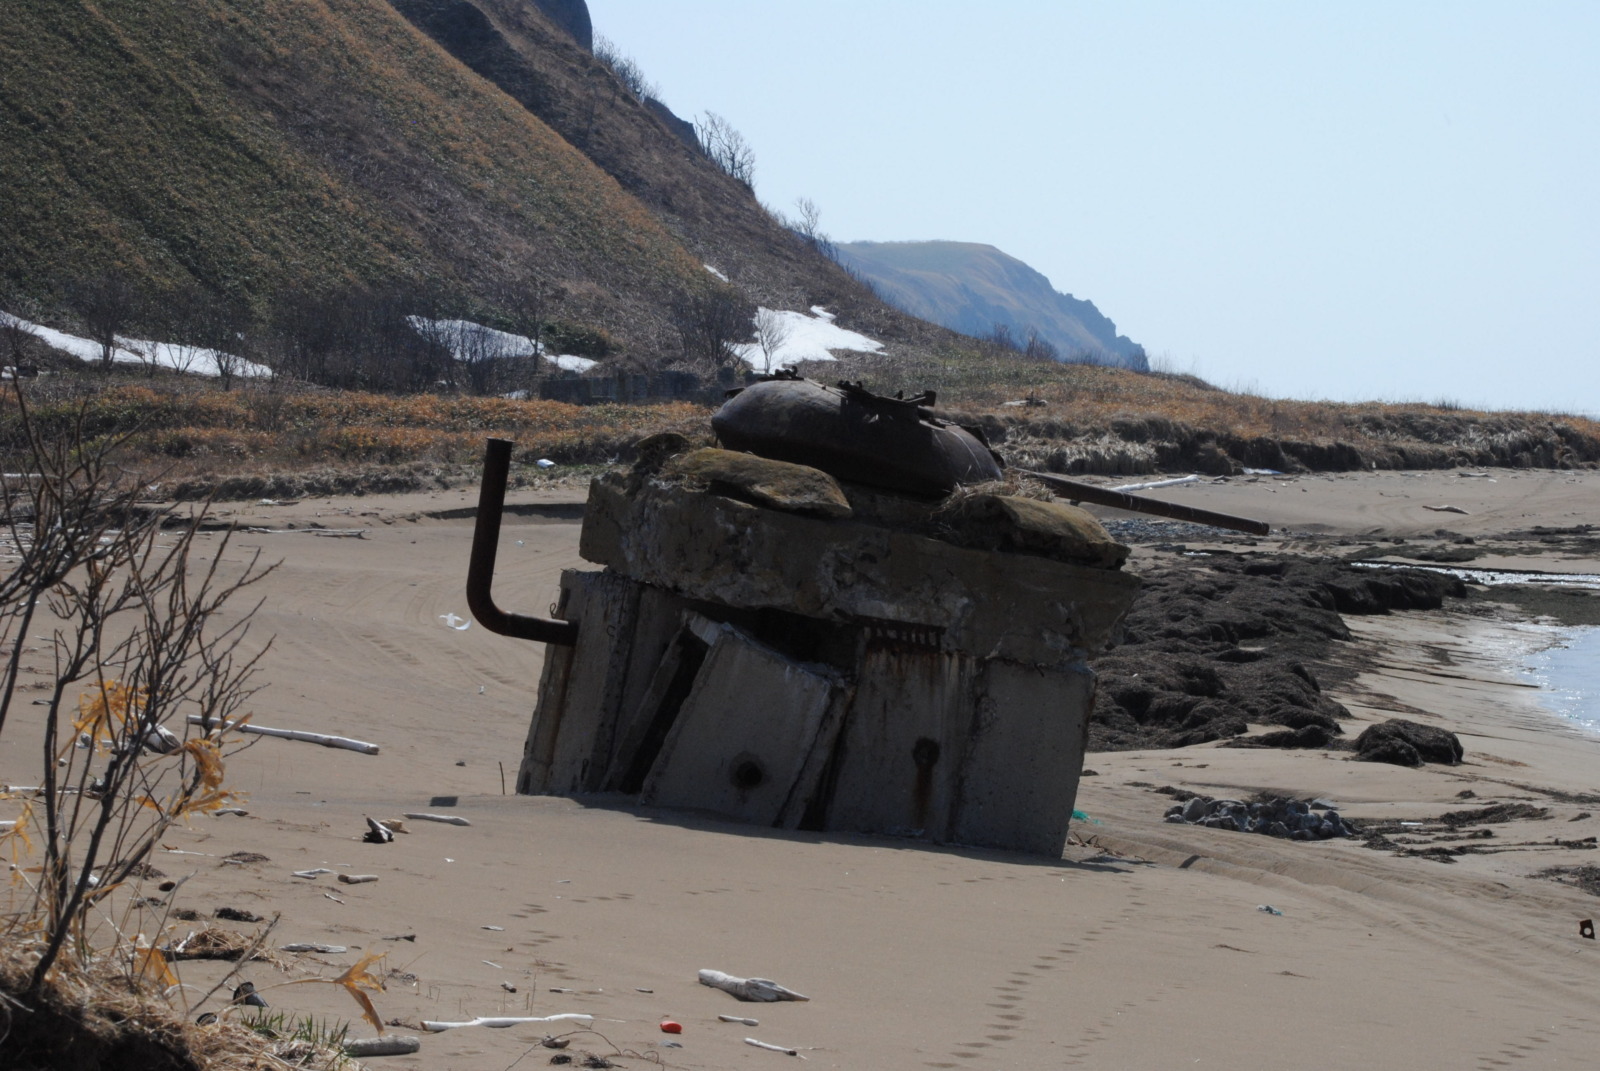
(337, 874, 378, 884)
(719, 1014, 760, 1026)
(281, 942, 347, 953)
(402, 812, 471, 826)
(745, 1037, 801, 1056)
(187, 716, 380, 755)
(421, 1013, 592, 1032)
(699, 969, 809, 1002)
(343, 1036, 421, 1057)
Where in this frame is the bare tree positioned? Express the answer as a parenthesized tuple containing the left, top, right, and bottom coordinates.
(501, 276, 566, 387)
(696, 112, 755, 187)
(672, 288, 753, 376)
(753, 308, 793, 374)
(72, 272, 140, 371)
(791, 197, 838, 261)
(593, 34, 658, 102)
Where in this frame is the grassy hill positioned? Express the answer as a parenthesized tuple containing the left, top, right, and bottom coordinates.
(0, 0, 886, 358)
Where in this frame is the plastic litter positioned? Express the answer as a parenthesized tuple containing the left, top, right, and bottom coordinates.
(1257, 904, 1284, 916)
(1582, 919, 1595, 940)
(536, 459, 556, 468)
(439, 613, 471, 631)
(660, 1019, 683, 1034)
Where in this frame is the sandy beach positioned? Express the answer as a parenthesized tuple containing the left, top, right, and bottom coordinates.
(8, 466, 1600, 1069)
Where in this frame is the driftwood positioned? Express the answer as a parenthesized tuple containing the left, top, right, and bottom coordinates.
(280, 942, 347, 954)
(402, 812, 471, 826)
(718, 1014, 760, 1026)
(699, 969, 809, 1002)
(337, 874, 378, 884)
(188, 716, 380, 755)
(1423, 504, 1470, 514)
(343, 1036, 421, 1057)
(421, 1013, 592, 1032)
(745, 1037, 801, 1056)
(364, 816, 394, 843)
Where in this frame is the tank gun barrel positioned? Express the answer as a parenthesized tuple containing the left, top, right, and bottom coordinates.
(1020, 470, 1270, 536)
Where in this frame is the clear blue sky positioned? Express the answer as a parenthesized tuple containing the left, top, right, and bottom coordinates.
(588, 1, 1598, 415)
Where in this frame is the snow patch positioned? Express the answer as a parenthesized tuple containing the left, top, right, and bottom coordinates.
(406, 316, 597, 373)
(731, 307, 884, 372)
(1, 310, 270, 379)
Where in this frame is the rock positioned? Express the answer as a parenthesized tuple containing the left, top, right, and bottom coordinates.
(664, 448, 852, 519)
(1355, 719, 1463, 766)
(939, 494, 1130, 569)
(1182, 797, 1207, 822)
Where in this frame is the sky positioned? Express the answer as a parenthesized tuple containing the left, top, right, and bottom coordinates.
(587, 1, 1599, 415)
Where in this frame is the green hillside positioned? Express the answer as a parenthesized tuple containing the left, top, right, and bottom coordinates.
(0, 0, 707, 339)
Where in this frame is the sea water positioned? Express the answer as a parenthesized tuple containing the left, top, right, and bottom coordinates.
(1520, 626, 1600, 734)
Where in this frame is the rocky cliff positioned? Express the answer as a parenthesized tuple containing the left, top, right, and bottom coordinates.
(835, 240, 1147, 371)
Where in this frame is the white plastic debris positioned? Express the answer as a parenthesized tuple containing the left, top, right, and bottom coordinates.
(439, 612, 471, 630)
(422, 1013, 592, 1032)
(536, 459, 556, 469)
(699, 969, 809, 1002)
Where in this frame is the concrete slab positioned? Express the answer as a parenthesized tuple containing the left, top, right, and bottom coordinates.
(640, 623, 840, 825)
(951, 659, 1096, 855)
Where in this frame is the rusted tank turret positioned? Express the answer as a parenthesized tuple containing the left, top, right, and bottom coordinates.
(471, 378, 1149, 855)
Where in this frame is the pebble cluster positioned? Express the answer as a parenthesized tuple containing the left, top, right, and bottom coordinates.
(1164, 795, 1359, 840)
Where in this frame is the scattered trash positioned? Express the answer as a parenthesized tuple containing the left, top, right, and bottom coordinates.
(232, 982, 268, 1008)
(660, 1019, 683, 1034)
(364, 817, 395, 844)
(1423, 504, 1470, 514)
(1071, 809, 1099, 824)
(213, 807, 249, 817)
(482, 925, 505, 931)
(343, 1036, 421, 1057)
(337, 874, 378, 885)
(536, 459, 556, 468)
(1582, 919, 1595, 940)
(502, 981, 518, 993)
(439, 613, 472, 631)
(280, 942, 348, 954)
(663, 1040, 683, 1048)
(745, 1037, 802, 1057)
(402, 812, 471, 826)
(541, 1036, 571, 1049)
(549, 987, 576, 994)
(293, 868, 333, 879)
(187, 715, 380, 755)
(324, 893, 344, 904)
(421, 1013, 592, 1032)
(719, 1014, 760, 1026)
(483, 960, 502, 968)
(1257, 905, 1284, 916)
(634, 987, 653, 993)
(383, 934, 417, 942)
(699, 969, 810, 1002)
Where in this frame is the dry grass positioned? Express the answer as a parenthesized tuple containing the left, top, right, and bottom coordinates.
(1, 380, 714, 487)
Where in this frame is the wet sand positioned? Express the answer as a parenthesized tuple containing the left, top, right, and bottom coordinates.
(8, 469, 1600, 1068)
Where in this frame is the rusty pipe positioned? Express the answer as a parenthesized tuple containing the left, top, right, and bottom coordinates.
(1019, 470, 1271, 536)
(467, 438, 580, 645)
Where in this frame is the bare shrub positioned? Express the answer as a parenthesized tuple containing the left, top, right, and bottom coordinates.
(0, 384, 274, 994)
(672, 289, 753, 375)
(696, 111, 755, 187)
(752, 308, 792, 374)
(593, 34, 658, 102)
